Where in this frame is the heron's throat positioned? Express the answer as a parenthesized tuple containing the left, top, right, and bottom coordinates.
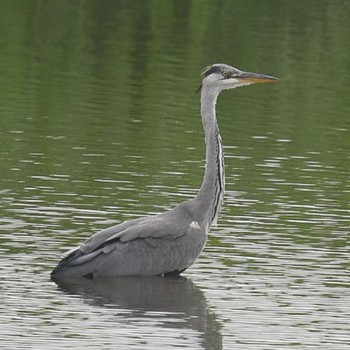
(196, 89, 225, 231)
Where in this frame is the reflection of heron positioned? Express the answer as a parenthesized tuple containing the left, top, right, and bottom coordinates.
(54, 276, 222, 350)
(51, 64, 277, 278)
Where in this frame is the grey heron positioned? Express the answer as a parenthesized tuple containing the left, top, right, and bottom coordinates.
(51, 63, 277, 279)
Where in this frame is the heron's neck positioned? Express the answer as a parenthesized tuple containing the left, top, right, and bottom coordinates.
(195, 86, 225, 231)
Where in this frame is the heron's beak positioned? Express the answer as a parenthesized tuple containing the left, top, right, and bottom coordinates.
(238, 71, 278, 84)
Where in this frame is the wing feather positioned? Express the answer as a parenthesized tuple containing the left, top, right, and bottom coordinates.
(51, 201, 202, 277)
(80, 217, 145, 253)
(79, 202, 193, 254)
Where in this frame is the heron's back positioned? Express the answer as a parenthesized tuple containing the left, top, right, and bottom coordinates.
(51, 228, 206, 278)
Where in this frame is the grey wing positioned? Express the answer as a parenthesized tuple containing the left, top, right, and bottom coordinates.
(52, 201, 203, 277)
(80, 216, 145, 253)
(81, 210, 189, 254)
(52, 217, 147, 270)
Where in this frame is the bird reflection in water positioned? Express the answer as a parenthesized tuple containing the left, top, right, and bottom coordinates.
(53, 276, 222, 349)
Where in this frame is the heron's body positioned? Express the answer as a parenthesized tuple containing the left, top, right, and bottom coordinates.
(51, 64, 277, 279)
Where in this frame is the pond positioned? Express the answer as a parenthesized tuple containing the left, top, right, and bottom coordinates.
(0, 1, 349, 349)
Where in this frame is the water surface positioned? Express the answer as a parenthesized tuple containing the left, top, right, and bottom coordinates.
(0, 1, 349, 349)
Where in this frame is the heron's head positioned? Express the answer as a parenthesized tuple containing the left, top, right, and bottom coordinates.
(198, 63, 277, 94)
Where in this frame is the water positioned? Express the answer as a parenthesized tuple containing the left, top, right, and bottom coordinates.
(1, 1, 349, 349)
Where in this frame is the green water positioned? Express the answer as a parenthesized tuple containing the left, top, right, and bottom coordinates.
(1, 1, 349, 349)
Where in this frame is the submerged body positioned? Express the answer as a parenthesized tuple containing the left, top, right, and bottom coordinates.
(51, 64, 277, 279)
(52, 199, 207, 278)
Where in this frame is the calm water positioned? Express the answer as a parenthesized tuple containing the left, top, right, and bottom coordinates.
(1, 1, 349, 349)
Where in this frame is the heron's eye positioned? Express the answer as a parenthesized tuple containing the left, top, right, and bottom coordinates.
(222, 71, 229, 78)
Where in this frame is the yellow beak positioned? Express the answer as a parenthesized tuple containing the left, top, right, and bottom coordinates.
(238, 71, 278, 84)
